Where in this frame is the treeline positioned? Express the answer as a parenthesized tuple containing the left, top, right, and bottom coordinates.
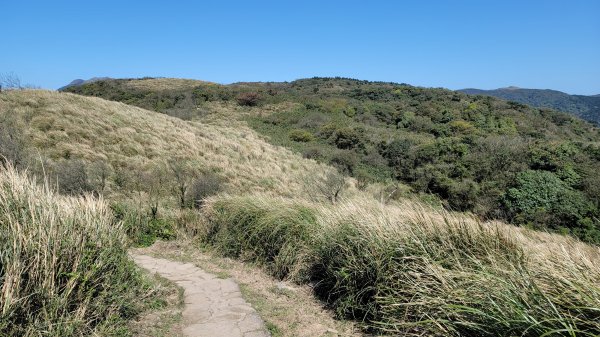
(63, 77, 600, 243)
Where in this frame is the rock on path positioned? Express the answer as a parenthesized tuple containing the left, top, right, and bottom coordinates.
(132, 254, 270, 337)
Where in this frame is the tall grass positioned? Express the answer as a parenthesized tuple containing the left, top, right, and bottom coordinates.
(0, 164, 146, 336)
(203, 195, 600, 336)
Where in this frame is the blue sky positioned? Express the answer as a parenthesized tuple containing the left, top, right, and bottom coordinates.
(2, 0, 599, 94)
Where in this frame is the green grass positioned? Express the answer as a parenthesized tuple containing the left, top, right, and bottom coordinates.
(205, 196, 319, 279)
(203, 195, 600, 336)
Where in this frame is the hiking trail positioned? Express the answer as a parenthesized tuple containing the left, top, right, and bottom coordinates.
(131, 254, 270, 337)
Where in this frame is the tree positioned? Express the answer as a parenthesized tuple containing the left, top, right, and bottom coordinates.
(0, 72, 22, 90)
(187, 172, 222, 209)
(169, 160, 196, 208)
(314, 170, 347, 203)
(504, 170, 593, 229)
(144, 165, 168, 219)
(236, 92, 261, 106)
(88, 160, 112, 194)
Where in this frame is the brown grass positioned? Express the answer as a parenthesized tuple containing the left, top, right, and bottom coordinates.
(0, 164, 146, 336)
(123, 78, 217, 91)
(0, 90, 338, 198)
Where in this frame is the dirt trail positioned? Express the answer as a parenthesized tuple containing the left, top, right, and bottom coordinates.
(131, 254, 270, 337)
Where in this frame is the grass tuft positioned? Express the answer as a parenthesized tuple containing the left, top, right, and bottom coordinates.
(0, 164, 147, 336)
(203, 195, 600, 336)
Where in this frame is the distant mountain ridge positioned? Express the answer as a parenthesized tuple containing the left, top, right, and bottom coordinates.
(59, 77, 111, 91)
(459, 87, 600, 124)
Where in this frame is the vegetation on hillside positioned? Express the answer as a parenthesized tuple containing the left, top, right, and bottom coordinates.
(64, 77, 600, 243)
(203, 194, 600, 336)
(3, 87, 600, 335)
(0, 89, 337, 244)
(459, 87, 600, 125)
(0, 164, 149, 336)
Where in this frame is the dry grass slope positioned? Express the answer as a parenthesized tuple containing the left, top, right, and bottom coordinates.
(0, 90, 336, 197)
(123, 77, 216, 91)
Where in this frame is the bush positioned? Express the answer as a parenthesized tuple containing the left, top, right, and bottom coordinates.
(187, 172, 222, 209)
(504, 170, 593, 229)
(236, 92, 261, 106)
(0, 118, 27, 169)
(320, 98, 356, 117)
(288, 129, 315, 142)
(111, 202, 176, 247)
(301, 147, 323, 160)
(332, 127, 363, 150)
(54, 159, 93, 195)
(329, 150, 358, 174)
(0, 164, 147, 335)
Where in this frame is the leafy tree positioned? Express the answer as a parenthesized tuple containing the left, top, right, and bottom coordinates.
(504, 170, 593, 229)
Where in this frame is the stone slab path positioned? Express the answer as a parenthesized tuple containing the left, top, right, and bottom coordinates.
(131, 254, 270, 337)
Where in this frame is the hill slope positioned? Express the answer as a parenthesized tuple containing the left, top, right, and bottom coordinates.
(459, 87, 600, 125)
(2, 89, 600, 335)
(63, 77, 600, 243)
(0, 90, 333, 198)
(58, 77, 112, 91)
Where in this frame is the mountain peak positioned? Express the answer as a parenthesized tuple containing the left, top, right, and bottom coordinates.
(58, 77, 111, 91)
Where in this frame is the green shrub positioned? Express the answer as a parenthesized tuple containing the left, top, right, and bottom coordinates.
(111, 202, 176, 247)
(505, 170, 593, 228)
(332, 127, 363, 150)
(288, 129, 315, 142)
(320, 98, 355, 117)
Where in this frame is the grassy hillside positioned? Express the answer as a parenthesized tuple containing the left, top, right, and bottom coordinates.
(0, 89, 334, 197)
(2, 88, 600, 335)
(0, 89, 341, 244)
(63, 77, 600, 243)
(459, 87, 600, 125)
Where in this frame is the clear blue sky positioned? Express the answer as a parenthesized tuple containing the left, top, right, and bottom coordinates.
(2, 0, 599, 94)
